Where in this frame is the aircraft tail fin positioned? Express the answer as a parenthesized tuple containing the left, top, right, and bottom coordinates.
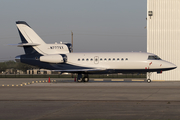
(16, 21, 71, 55)
(16, 21, 45, 54)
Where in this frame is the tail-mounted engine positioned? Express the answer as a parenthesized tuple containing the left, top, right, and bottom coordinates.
(40, 54, 67, 63)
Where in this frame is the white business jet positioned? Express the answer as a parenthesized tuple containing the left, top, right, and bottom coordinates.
(15, 21, 177, 83)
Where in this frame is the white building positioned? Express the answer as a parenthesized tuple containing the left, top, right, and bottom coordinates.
(147, 0, 180, 81)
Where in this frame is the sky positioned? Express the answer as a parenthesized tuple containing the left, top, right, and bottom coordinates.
(0, 0, 147, 61)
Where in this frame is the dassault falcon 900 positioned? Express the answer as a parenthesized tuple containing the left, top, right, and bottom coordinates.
(15, 21, 177, 83)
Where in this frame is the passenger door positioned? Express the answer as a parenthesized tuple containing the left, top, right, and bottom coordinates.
(94, 56, 99, 64)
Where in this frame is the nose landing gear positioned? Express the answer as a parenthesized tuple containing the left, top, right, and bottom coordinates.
(147, 72, 152, 83)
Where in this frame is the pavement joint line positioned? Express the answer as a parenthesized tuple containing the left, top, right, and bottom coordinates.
(94, 79, 104, 81)
(132, 79, 145, 81)
(111, 79, 124, 81)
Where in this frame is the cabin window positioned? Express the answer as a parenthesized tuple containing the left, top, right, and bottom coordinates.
(100, 58, 102, 61)
(104, 58, 107, 61)
(113, 58, 115, 61)
(90, 58, 93, 61)
(121, 58, 124, 61)
(78, 59, 80, 61)
(86, 58, 89, 61)
(126, 58, 128, 60)
(117, 58, 119, 61)
(82, 59, 84, 61)
(109, 58, 111, 61)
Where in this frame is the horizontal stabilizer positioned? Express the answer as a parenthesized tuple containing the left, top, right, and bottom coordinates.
(17, 43, 40, 47)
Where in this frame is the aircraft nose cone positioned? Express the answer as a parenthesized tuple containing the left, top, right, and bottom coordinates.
(169, 63, 177, 70)
(15, 56, 21, 62)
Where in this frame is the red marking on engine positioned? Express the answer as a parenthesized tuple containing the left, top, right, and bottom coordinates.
(149, 62, 152, 65)
(160, 64, 162, 66)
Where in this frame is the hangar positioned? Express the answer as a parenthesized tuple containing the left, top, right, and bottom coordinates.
(147, 0, 180, 81)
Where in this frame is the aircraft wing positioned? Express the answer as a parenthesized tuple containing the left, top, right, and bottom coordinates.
(51, 68, 106, 73)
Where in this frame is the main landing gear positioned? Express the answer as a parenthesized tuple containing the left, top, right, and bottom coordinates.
(147, 72, 152, 83)
(77, 74, 89, 82)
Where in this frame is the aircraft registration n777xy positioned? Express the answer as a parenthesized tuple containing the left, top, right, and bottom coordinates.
(15, 21, 177, 83)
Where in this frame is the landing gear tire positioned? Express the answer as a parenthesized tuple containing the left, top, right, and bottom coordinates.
(84, 77, 89, 82)
(77, 78, 83, 82)
(147, 79, 151, 83)
(77, 74, 89, 83)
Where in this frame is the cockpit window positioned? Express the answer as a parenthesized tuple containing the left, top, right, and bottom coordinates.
(148, 55, 161, 60)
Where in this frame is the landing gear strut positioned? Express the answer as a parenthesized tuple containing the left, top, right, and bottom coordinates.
(147, 72, 152, 83)
(77, 74, 89, 82)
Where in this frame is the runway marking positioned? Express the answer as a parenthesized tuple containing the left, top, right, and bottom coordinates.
(94, 79, 104, 81)
(111, 79, 124, 81)
(132, 79, 144, 82)
(2, 85, 4, 86)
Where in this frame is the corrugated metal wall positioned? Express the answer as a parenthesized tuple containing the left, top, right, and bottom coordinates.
(147, 0, 180, 81)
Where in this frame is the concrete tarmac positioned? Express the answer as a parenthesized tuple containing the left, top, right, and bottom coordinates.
(0, 78, 180, 120)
